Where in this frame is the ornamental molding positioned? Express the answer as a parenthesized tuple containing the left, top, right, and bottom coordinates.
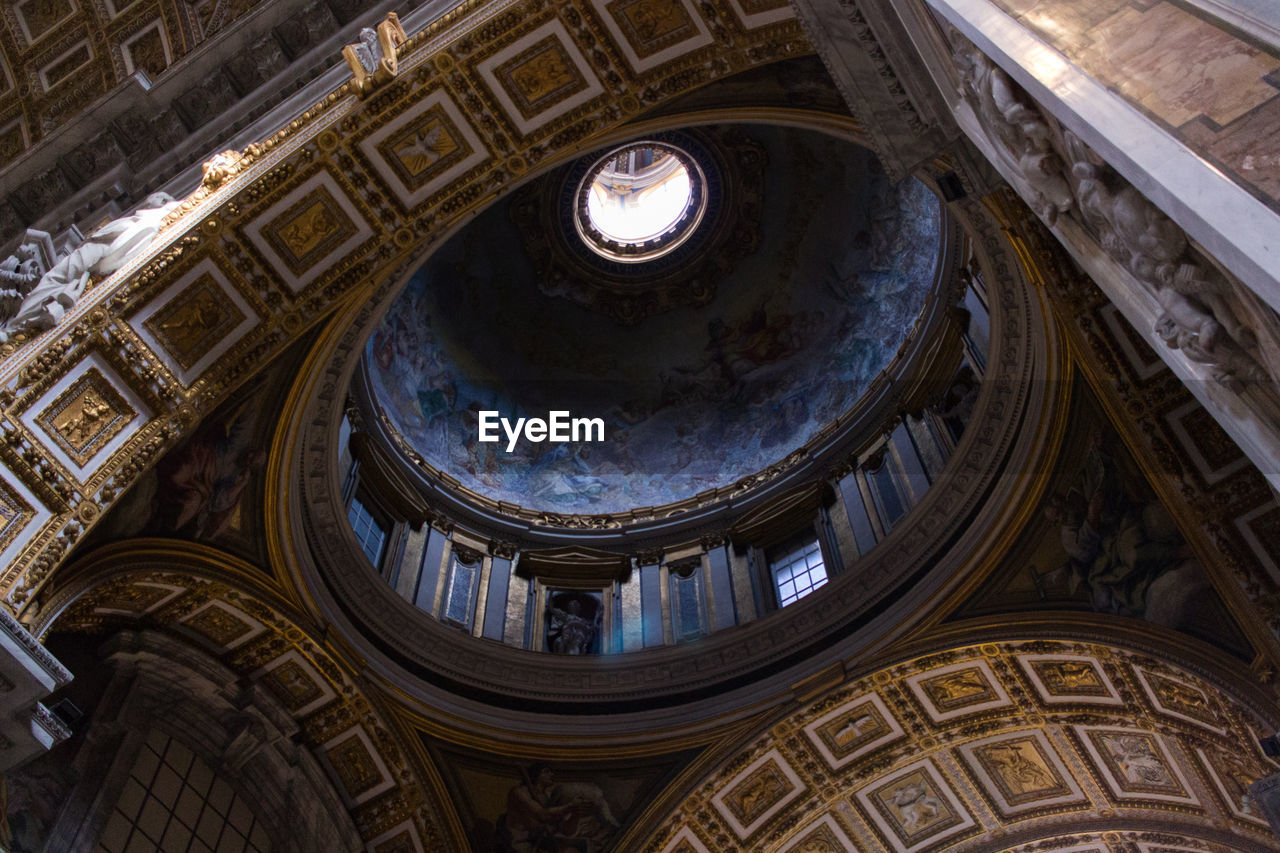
(635, 637, 1280, 853)
(509, 127, 766, 325)
(36, 555, 459, 851)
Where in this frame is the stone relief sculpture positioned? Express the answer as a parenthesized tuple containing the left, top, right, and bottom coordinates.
(342, 12, 407, 96)
(884, 777, 944, 831)
(952, 34, 1277, 390)
(0, 193, 182, 343)
(953, 46, 1072, 225)
(1062, 131, 1266, 387)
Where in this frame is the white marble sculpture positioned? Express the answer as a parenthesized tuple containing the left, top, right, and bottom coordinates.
(955, 46, 1073, 225)
(0, 242, 42, 323)
(0, 193, 181, 342)
(1063, 131, 1265, 385)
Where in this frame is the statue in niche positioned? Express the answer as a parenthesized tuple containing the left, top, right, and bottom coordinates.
(545, 592, 601, 655)
(0, 193, 182, 342)
(935, 364, 980, 443)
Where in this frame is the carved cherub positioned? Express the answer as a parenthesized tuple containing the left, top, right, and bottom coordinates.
(955, 44, 1073, 224)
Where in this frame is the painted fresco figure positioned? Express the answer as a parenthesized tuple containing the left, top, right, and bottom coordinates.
(497, 764, 605, 853)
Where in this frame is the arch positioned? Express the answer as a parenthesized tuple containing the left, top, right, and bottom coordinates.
(634, 630, 1280, 852)
(32, 541, 462, 851)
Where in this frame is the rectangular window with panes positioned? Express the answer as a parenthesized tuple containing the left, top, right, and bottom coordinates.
(768, 535, 828, 607)
(347, 493, 389, 569)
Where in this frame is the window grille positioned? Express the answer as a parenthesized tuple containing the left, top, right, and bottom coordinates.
(97, 730, 270, 853)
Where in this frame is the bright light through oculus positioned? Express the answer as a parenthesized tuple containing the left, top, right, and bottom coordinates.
(587, 155, 691, 243)
(575, 142, 706, 262)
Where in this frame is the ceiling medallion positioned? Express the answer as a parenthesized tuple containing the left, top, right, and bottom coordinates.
(510, 128, 766, 325)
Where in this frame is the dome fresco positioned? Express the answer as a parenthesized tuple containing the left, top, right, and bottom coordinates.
(366, 125, 941, 514)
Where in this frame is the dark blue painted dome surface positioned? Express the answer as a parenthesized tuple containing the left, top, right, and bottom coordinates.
(366, 125, 941, 513)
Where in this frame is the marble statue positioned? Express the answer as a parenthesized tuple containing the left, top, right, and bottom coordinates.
(953, 33, 1277, 391)
(0, 242, 43, 323)
(547, 599, 598, 655)
(955, 45, 1073, 224)
(0, 193, 182, 342)
(1062, 130, 1266, 385)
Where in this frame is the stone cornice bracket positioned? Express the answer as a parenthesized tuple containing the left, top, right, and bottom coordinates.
(342, 12, 408, 97)
(0, 606, 70, 685)
(0, 605, 72, 770)
(787, 0, 958, 179)
(488, 540, 518, 560)
(699, 532, 729, 551)
(633, 548, 663, 567)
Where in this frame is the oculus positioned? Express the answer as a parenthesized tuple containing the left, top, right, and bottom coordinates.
(574, 141, 707, 262)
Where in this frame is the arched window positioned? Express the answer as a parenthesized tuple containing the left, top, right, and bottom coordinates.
(346, 492, 388, 568)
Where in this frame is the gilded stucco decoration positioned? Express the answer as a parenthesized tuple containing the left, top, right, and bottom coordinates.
(0, 0, 375, 172)
(638, 640, 1280, 852)
(342, 11, 408, 96)
(0, 0, 812, 610)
